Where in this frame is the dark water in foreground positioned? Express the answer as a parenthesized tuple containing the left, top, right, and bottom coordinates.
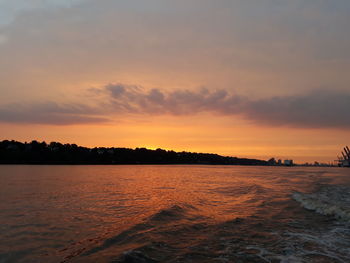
(1, 165, 350, 263)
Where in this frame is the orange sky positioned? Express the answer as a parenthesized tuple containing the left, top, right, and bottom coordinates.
(1, 114, 348, 163)
(0, 1, 350, 163)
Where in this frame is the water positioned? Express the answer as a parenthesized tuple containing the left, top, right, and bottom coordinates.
(0, 165, 350, 263)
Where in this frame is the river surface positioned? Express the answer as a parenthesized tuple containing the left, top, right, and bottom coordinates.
(1, 165, 350, 263)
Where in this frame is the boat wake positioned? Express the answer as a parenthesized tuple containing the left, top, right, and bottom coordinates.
(62, 185, 350, 262)
(293, 185, 350, 221)
(69, 197, 350, 263)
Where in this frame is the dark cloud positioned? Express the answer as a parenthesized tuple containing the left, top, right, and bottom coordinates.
(104, 85, 350, 129)
(243, 90, 350, 128)
(0, 101, 109, 125)
(0, 84, 349, 129)
(104, 84, 241, 115)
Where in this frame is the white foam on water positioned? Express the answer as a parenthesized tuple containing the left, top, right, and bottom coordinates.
(243, 226, 350, 263)
(293, 185, 350, 221)
(244, 185, 350, 262)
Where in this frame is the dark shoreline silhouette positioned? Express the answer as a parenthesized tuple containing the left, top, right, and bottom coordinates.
(0, 140, 267, 166)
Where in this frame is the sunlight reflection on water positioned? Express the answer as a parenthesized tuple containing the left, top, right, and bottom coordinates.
(1, 165, 350, 262)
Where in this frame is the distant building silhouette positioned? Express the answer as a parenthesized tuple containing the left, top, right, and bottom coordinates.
(283, 160, 294, 166)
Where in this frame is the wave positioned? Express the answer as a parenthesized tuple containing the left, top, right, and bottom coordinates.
(111, 214, 350, 263)
(79, 204, 203, 259)
(65, 199, 350, 263)
(64, 185, 350, 262)
(293, 185, 350, 221)
(149, 204, 197, 222)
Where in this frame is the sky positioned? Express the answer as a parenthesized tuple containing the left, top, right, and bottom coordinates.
(0, 0, 350, 163)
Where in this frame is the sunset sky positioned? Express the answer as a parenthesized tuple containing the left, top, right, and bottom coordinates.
(0, 0, 349, 163)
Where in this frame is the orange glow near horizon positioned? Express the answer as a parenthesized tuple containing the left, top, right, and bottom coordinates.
(1, 112, 347, 164)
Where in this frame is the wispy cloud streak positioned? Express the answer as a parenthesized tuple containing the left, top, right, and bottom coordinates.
(0, 101, 108, 125)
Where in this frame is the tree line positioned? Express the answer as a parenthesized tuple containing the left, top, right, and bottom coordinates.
(0, 140, 268, 165)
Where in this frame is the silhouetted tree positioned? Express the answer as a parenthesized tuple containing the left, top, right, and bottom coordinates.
(0, 140, 268, 166)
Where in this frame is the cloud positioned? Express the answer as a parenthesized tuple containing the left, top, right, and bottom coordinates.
(102, 84, 350, 129)
(243, 90, 350, 128)
(104, 84, 242, 115)
(0, 101, 109, 125)
(1, 0, 350, 104)
(0, 84, 349, 129)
